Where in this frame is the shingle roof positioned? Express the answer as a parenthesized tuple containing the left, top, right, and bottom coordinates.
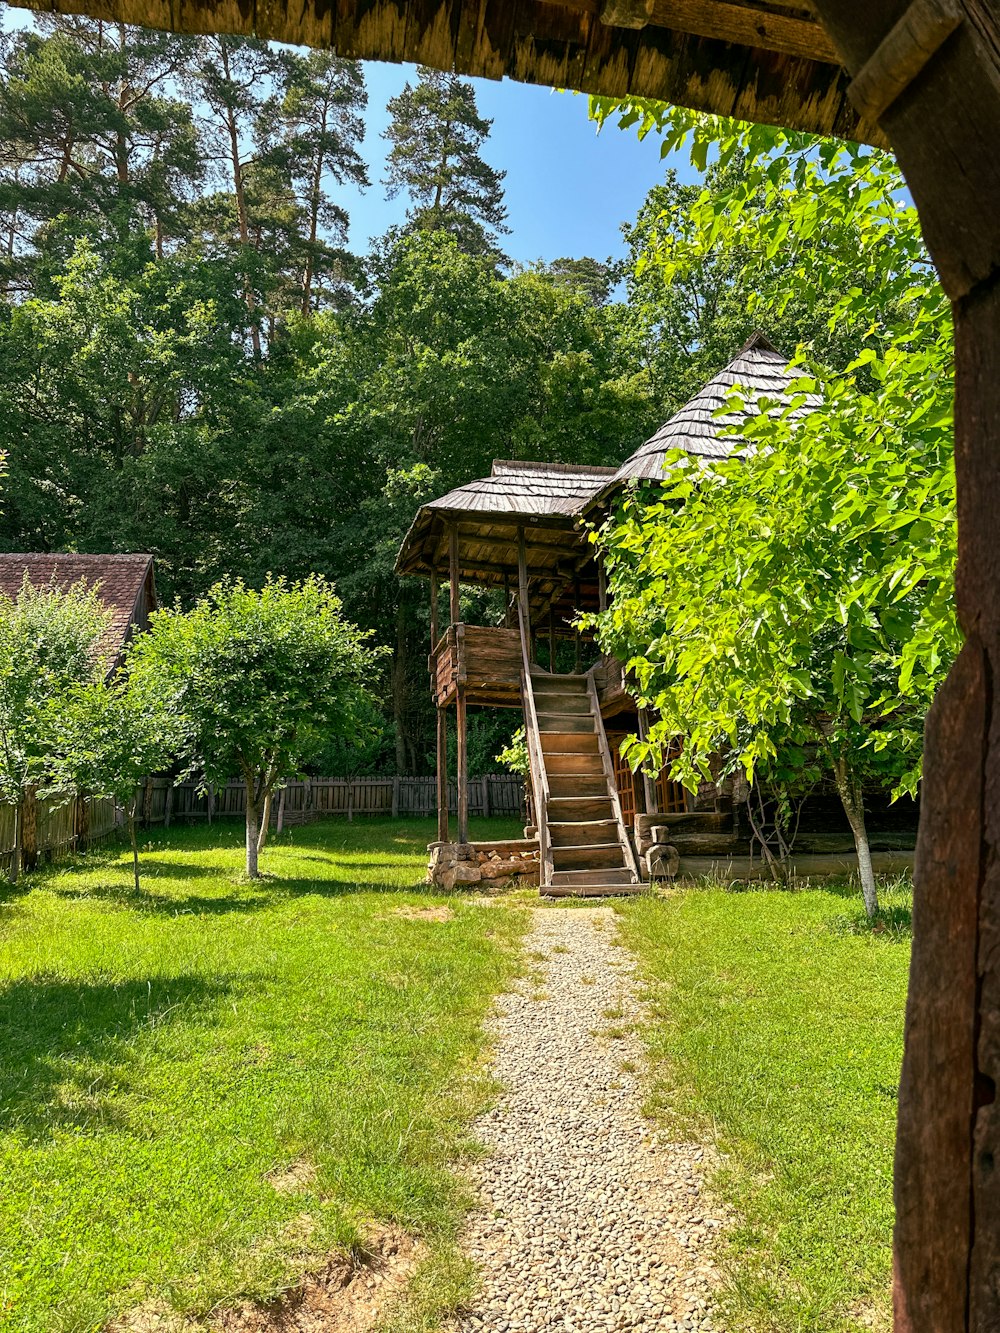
(611, 333, 819, 485)
(0, 553, 156, 663)
(423, 459, 617, 521)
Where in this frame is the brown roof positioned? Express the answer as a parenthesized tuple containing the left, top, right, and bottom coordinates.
(606, 333, 821, 486)
(7, 0, 880, 148)
(422, 459, 617, 521)
(0, 554, 157, 664)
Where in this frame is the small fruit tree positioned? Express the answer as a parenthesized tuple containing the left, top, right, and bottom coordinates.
(130, 575, 384, 877)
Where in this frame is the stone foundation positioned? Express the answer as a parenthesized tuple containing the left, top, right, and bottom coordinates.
(428, 839, 540, 891)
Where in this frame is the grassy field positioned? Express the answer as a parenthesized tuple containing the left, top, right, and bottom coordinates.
(616, 879, 912, 1333)
(0, 816, 526, 1333)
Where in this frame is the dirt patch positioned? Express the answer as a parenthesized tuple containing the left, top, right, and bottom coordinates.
(265, 1160, 317, 1194)
(391, 905, 455, 922)
(110, 1228, 423, 1333)
(213, 1228, 422, 1333)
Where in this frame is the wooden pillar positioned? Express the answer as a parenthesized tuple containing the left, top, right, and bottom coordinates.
(430, 571, 439, 649)
(548, 608, 556, 673)
(574, 576, 582, 673)
(597, 558, 607, 613)
(436, 706, 449, 843)
(638, 709, 659, 816)
(517, 526, 532, 661)
(456, 690, 469, 845)
(449, 525, 460, 626)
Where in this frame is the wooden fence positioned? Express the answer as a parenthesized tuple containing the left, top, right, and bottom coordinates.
(142, 773, 526, 825)
(0, 775, 525, 876)
(0, 794, 119, 878)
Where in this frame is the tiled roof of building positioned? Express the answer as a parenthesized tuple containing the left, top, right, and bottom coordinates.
(0, 553, 156, 664)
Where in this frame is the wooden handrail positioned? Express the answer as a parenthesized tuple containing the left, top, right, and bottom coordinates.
(517, 601, 552, 888)
(586, 669, 641, 883)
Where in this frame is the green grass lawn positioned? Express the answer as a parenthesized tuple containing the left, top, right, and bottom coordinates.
(616, 879, 912, 1333)
(0, 816, 526, 1333)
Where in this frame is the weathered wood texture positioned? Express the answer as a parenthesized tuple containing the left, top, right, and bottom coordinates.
(430, 623, 522, 707)
(0, 794, 118, 876)
(9, 0, 881, 145)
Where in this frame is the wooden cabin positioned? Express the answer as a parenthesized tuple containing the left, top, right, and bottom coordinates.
(397, 334, 917, 893)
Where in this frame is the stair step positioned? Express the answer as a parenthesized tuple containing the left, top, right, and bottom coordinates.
(545, 754, 605, 779)
(539, 732, 601, 755)
(545, 882, 642, 898)
(536, 713, 594, 734)
(550, 867, 635, 887)
(529, 669, 587, 687)
(532, 691, 591, 714)
(547, 796, 615, 820)
(548, 819, 620, 847)
(551, 843, 628, 869)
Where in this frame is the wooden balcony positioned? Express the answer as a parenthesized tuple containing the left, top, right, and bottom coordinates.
(430, 624, 523, 708)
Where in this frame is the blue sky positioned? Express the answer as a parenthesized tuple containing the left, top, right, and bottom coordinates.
(0, 1, 697, 264)
(343, 62, 696, 264)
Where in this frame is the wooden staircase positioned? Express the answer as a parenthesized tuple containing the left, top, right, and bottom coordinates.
(525, 666, 640, 897)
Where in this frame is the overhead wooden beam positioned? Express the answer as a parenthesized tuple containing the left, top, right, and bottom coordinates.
(847, 0, 962, 121)
(598, 0, 839, 62)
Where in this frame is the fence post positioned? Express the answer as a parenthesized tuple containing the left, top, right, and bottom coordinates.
(21, 788, 38, 872)
(392, 775, 400, 819)
(482, 776, 490, 818)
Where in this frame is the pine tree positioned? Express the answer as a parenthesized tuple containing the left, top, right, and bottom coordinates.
(383, 67, 507, 260)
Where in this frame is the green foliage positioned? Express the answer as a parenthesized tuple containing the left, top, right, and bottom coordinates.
(0, 817, 526, 1332)
(495, 726, 529, 777)
(0, 576, 109, 809)
(129, 575, 384, 874)
(617, 881, 911, 1331)
(383, 66, 508, 261)
(590, 104, 955, 911)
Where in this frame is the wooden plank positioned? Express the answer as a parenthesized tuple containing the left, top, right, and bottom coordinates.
(599, 0, 838, 62)
(848, 0, 962, 121)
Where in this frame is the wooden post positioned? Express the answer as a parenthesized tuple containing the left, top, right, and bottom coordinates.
(449, 524, 460, 626)
(391, 775, 400, 819)
(638, 709, 659, 816)
(597, 558, 607, 613)
(574, 576, 582, 673)
(21, 788, 38, 873)
(430, 571, 439, 650)
(482, 775, 490, 819)
(456, 690, 469, 845)
(436, 706, 449, 843)
(517, 526, 532, 662)
(548, 608, 556, 673)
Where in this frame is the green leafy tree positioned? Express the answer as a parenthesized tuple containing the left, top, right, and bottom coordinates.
(129, 575, 385, 877)
(591, 104, 955, 916)
(0, 575, 109, 882)
(45, 671, 182, 891)
(383, 67, 508, 260)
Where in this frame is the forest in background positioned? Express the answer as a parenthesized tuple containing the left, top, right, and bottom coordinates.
(0, 10, 902, 774)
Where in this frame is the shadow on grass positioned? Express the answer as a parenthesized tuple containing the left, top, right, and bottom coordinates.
(0, 973, 235, 1134)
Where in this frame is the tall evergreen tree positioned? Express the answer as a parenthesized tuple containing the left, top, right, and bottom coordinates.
(383, 67, 507, 260)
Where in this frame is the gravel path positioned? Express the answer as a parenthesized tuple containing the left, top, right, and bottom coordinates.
(458, 907, 723, 1333)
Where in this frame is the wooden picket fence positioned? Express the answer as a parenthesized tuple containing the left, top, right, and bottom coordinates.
(0, 794, 119, 878)
(0, 775, 525, 876)
(141, 773, 525, 826)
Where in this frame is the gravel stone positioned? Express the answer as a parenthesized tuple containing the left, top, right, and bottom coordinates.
(457, 907, 724, 1332)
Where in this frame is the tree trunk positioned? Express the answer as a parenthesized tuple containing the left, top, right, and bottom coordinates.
(9, 797, 21, 886)
(245, 781, 260, 878)
(128, 801, 140, 894)
(257, 788, 272, 854)
(832, 757, 879, 918)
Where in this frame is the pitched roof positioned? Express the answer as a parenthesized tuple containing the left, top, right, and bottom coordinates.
(422, 459, 617, 522)
(609, 333, 819, 485)
(0, 553, 156, 663)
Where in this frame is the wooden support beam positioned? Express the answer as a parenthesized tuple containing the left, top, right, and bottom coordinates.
(436, 707, 449, 844)
(598, 0, 839, 62)
(456, 690, 469, 845)
(449, 525, 460, 626)
(430, 571, 439, 650)
(848, 0, 962, 122)
(517, 527, 533, 663)
(638, 709, 659, 816)
(548, 608, 556, 673)
(598, 559, 608, 613)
